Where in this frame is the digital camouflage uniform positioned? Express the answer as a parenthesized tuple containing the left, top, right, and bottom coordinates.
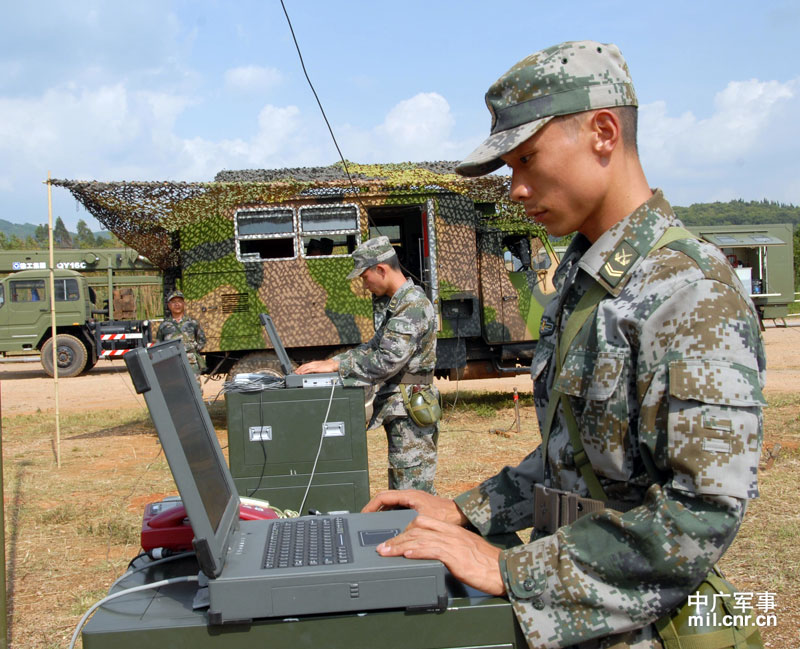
(455, 191, 766, 649)
(156, 309, 207, 377)
(335, 245, 439, 492)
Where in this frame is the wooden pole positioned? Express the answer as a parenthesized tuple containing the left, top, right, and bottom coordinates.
(0, 384, 8, 648)
(47, 173, 61, 468)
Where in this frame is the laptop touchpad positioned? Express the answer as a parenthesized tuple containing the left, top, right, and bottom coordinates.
(359, 528, 401, 546)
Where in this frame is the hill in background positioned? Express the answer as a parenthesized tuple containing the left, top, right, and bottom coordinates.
(0, 218, 39, 240)
(0, 218, 110, 242)
(674, 199, 800, 228)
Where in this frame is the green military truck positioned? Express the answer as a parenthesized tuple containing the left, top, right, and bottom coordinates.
(0, 249, 157, 376)
(50, 163, 560, 380)
(685, 223, 795, 322)
(0, 247, 161, 317)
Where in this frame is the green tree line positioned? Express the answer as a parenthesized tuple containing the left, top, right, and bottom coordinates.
(673, 198, 800, 228)
(0, 217, 121, 249)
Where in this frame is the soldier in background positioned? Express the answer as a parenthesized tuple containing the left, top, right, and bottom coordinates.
(364, 41, 766, 648)
(156, 290, 207, 380)
(306, 237, 334, 256)
(296, 236, 440, 493)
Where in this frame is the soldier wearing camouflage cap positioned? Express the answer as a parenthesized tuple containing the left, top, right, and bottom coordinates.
(365, 41, 766, 649)
(157, 288, 207, 380)
(345, 236, 402, 279)
(297, 236, 440, 492)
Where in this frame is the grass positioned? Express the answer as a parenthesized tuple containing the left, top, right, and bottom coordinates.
(1, 405, 176, 649)
(69, 589, 109, 617)
(442, 390, 534, 420)
(2, 393, 798, 648)
(761, 392, 800, 463)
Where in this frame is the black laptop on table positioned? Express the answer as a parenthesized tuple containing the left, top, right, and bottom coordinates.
(124, 340, 447, 624)
(258, 313, 341, 388)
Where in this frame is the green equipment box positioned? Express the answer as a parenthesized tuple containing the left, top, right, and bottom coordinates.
(82, 554, 527, 649)
(225, 385, 370, 514)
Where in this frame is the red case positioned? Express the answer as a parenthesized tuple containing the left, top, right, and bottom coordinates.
(141, 499, 279, 551)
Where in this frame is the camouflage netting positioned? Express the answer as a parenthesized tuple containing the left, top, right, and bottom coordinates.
(50, 161, 543, 270)
(213, 161, 464, 183)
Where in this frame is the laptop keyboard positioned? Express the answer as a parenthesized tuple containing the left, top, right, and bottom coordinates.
(263, 516, 353, 569)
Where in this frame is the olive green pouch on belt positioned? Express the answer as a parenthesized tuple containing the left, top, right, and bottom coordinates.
(655, 567, 764, 649)
(400, 385, 442, 427)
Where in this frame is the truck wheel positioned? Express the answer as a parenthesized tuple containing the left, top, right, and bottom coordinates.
(41, 334, 89, 378)
(83, 353, 98, 373)
(225, 352, 293, 382)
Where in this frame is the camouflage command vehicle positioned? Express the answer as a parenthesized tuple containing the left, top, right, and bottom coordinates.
(51, 163, 560, 379)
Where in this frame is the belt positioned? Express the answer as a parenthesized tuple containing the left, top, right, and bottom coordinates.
(387, 371, 433, 385)
(533, 484, 636, 534)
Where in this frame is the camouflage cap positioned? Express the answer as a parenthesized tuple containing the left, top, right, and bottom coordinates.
(166, 290, 185, 302)
(346, 236, 397, 279)
(456, 41, 637, 177)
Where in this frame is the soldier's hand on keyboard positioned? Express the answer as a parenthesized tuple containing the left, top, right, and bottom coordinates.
(296, 359, 339, 374)
(362, 489, 468, 527)
(374, 515, 505, 596)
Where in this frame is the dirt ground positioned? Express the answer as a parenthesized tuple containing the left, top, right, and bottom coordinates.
(2, 325, 799, 415)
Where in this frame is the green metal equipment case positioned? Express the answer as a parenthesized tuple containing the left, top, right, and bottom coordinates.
(225, 385, 370, 514)
(82, 555, 527, 649)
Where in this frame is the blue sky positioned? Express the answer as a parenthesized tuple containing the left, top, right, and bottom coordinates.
(1, 1, 798, 232)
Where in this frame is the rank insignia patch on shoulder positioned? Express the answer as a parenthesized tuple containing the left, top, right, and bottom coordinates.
(600, 240, 639, 287)
(539, 316, 555, 337)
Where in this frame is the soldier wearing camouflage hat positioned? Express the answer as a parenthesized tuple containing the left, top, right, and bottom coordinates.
(156, 289, 207, 380)
(365, 41, 766, 649)
(297, 236, 440, 493)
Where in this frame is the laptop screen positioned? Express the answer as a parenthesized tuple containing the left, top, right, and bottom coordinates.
(153, 352, 231, 533)
(258, 313, 294, 374)
(126, 340, 241, 577)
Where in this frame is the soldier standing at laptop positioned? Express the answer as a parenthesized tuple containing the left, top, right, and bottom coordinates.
(297, 236, 441, 493)
(363, 41, 765, 649)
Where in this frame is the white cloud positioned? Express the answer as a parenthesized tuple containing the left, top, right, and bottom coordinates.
(165, 91, 468, 182)
(251, 104, 303, 158)
(0, 84, 126, 169)
(639, 77, 800, 204)
(176, 104, 314, 179)
(379, 93, 454, 147)
(224, 65, 282, 94)
(5, 70, 799, 234)
(0, 82, 199, 186)
(340, 92, 467, 162)
(0, 84, 474, 231)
